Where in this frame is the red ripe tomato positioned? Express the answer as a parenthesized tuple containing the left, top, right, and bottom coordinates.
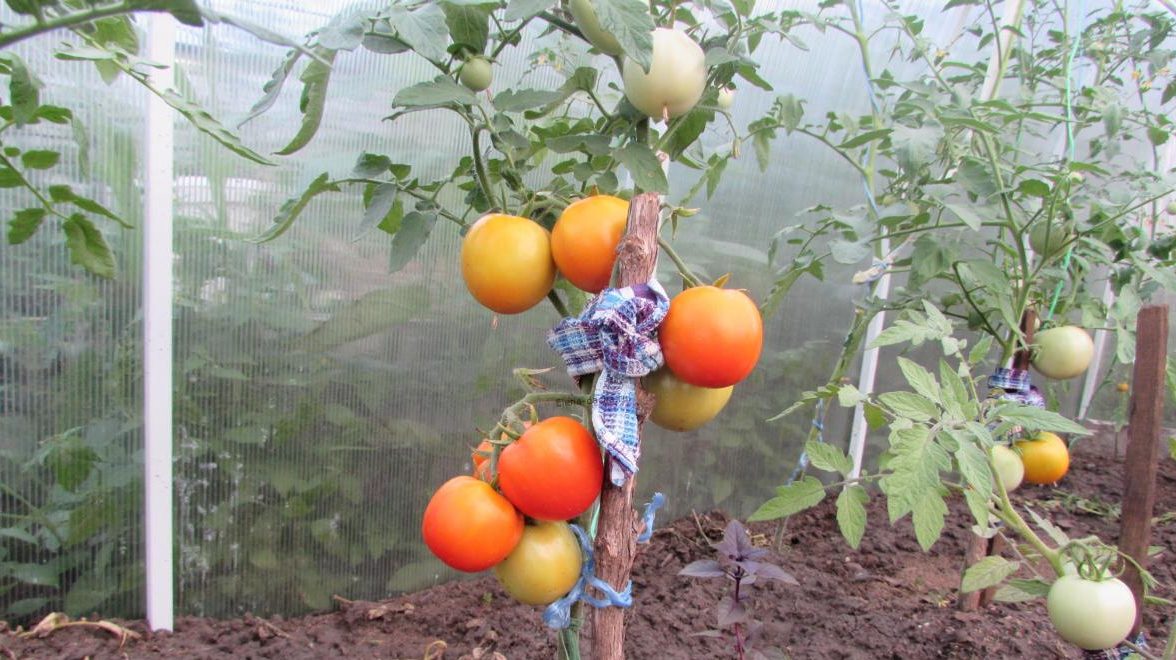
(659, 285, 763, 388)
(498, 417, 603, 521)
(551, 195, 630, 294)
(421, 476, 523, 572)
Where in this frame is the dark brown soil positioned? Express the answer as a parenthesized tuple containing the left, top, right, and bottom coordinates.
(2, 430, 1173, 659)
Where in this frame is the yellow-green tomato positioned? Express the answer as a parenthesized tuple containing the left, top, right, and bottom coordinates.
(991, 444, 1024, 493)
(1028, 221, 1074, 256)
(494, 521, 582, 606)
(567, 0, 622, 56)
(459, 56, 493, 92)
(622, 28, 706, 121)
(1166, 200, 1176, 215)
(644, 368, 733, 432)
(1031, 326, 1094, 380)
(717, 86, 735, 110)
(1047, 575, 1136, 650)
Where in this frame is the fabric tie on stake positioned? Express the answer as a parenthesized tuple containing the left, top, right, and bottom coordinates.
(543, 494, 665, 629)
(547, 281, 670, 485)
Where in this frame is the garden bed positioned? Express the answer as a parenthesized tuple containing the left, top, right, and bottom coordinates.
(2, 430, 1172, 659)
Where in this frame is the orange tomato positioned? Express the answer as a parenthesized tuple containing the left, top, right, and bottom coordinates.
(421, 476, 523, 572)
(551, 195, 630, 293)
(498, 417, 602, 521)
(659, 285, 763, 388)
(461, 214, 555, 314)
(1015, 432, 1070, 485)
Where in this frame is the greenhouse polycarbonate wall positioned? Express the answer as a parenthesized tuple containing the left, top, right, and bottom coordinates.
(0, 0, 1172, 622)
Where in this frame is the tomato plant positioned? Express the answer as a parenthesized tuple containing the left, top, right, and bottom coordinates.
(1031, 326, 1095, 381)
(551, 195, 630, 294)
(460, 213, 556, 315)
(494, 521, 582, 606)
(643, 367, 733, 432)
(1046, 575, 1137, 650)
(421, 476, 523, 572)
(659, 286, 763, 388)
(1015, 432, 1070, 485)
(497, 416, 602, 521)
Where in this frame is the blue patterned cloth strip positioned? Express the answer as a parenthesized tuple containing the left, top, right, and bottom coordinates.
(1083, 632, 1146, 659)
(987, 367, 1045, 409)
(547, 281, 669, 485)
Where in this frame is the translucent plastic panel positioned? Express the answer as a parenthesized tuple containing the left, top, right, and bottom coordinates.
(0, 34, 148, 619)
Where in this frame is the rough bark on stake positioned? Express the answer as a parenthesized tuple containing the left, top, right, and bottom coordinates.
(1119, 304, 1168, 635)
(959, 310, 1036, 611)
(591, 192, 661, 660)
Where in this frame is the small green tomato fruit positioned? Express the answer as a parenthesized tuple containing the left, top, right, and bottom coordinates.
(459, 57, 493, 92)
(1166, 200, 1176, 215)
(567, 0, 623, 56)
(991, 444, 1024, 493)
(1028, 221, 1075, 256)
(622, 28, 706, 121)
(716, 86, 735, 110)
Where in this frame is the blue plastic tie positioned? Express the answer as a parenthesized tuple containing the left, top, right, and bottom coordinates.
(542, 524, 633, 630)
(636, 492, 665, 543)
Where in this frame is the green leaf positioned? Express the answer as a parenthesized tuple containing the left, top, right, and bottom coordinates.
(388, 211, 436, 273)
(255, 172, 339, 243)
(443, 2, 490, 53)
(352, 152, 392, 178)
(7, 207, 46, 244)
(937, 359, 969, 421)
(1017, 179, 1050, 197)
(863, 402, 887, 429)
(835, 485, 868, 549)
(805, 440, 852, 477)
(838, 128, 891, 150)
(896, 357, 938, 402)
(492, 88, 568, 112)
(666, 107, 711, 161)
(614, 142, 668, 193)
(47, 185, 126, 226)
(594, 0, 655, 71)
(45, 435, 99, 491)
(5, 53, 42, 126)
(836, 383, 865, 407)
(963, 488, 990, 530)
(388, 2, 450, 63)
(238, 49, 301, 128)
(6, 562, 59, 588)
(290, 286, 431, 351)
(911, 491, 947, 550)
(71, 116, 90, 176)
(955, 440, 992, 501)
(5, 597, 49, 617)
(891, 125, 939, 172)
(318, 6, 370, 50)
(990, 403, 1090, 436)
(993, 578, 1050, 603)
(63, 571, 114, 616)
(747, 476, 826, 521)
(393, 76, 477, 108)
(504, 0, 555, 20)
(355, 182, 399, 240)
(960, 556, 1019, 593)
(968, 334, 993, 365)
(942, 201, 984, 231)
(62, 214, 116, 278)
(878, 391, 938, 422)
(20, 149, 59, 170)
(275, 49, 336, 155)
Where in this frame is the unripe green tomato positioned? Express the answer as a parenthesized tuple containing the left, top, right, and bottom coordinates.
(716, 86, 735, 110)
(494, 521, 582, 606)
(1047, 575, 1136, 650)
(644, 368, 734, 432)
(1166, 200, 1176, 215)
(459, 57, 493, 92)
(622, 28, 706, 121)
(1028, 221, 1075, 256)
(567, 0, 623, 56)
(991, 444, 1024, 493)
(1031, 326, 1094, 380)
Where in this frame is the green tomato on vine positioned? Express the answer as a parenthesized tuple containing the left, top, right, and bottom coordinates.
(459, 56, 493, 92)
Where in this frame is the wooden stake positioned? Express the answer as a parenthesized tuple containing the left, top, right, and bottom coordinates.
(1119, 304, 1169, 636)
(591, 192, 661, 660)
(959, 309, 1037, 612)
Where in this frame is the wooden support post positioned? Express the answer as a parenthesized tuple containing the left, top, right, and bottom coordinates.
(591, 193, 661, 660)
(959, 310, 1037, 611)
(1119, 304, 1168, 636)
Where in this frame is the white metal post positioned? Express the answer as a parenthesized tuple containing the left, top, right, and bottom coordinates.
(143, 14, 177, 632)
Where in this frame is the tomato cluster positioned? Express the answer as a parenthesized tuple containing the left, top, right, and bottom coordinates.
(421, 416, 600, 606)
